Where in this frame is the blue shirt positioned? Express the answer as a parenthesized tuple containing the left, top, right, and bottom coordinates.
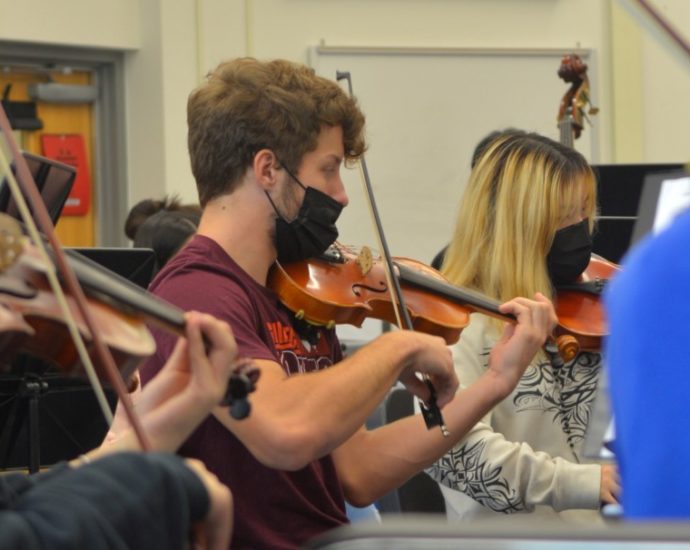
(605, 208, 690, 519)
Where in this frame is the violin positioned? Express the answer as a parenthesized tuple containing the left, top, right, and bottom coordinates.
(269, 243, 581, 361)
(0, 217, 153, 379)
(554, 255, 620, 352)
(0, 214, 259, 420)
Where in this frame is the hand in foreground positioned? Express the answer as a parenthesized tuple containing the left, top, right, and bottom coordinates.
(600, 463, 621, 505)
(186, 458, 233, 550)
(182, 311, 240, 406)
(102, 311, 240, 454)
(488, 293, 557, 397)
(396, 331, 457, 408)
(128, 311, 239, 419)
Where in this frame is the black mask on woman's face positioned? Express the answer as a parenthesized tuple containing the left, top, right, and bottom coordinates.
(266, 166, 343, 263)
(546, 218, 592, 286)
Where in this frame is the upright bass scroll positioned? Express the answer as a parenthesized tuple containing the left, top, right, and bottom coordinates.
(557, 53, 599, 147)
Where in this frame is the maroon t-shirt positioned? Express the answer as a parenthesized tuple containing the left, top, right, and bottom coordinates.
(140, 235, 348, 549)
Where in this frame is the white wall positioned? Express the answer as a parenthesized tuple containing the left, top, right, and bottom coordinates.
(636, 2, 690, 162)
(125, 1, 248, 205)
(609, 0, 690, 164)
(171, 0, 613, 204)
(0, 0, 141, 49)
(2, 0, 690, 228)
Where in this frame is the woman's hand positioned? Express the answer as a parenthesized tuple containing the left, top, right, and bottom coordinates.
(600, 463, 621, 504)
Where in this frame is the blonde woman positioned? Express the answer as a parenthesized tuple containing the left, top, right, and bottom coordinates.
(427, 131, 619, 524)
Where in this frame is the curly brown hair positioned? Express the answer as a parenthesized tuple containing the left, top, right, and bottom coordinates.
(187, 58, 367, 207)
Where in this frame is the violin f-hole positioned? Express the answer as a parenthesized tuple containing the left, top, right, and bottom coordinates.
(351, 281, 388, 297)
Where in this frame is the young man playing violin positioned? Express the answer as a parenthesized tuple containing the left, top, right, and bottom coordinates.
(139, 57, 555, 549)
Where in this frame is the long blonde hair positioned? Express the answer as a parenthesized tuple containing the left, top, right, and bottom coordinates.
(442, 132, 597, 304)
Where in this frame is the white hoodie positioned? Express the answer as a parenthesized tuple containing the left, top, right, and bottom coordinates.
(426, 313, 607, 525)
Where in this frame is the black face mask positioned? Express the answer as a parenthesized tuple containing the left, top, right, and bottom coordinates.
(266, 166, 343, 263)
(547, 218, 592, 286)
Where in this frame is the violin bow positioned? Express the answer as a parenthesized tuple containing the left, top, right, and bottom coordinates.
(0, 104, 151, 451)
(335, 71, 449, 437)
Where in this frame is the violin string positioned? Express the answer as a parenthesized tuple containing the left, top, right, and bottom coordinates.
(0, 146, 113, 423)
(0, 106, 151, 451)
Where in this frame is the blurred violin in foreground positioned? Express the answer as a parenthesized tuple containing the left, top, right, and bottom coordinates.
(0, 214, 259, 419)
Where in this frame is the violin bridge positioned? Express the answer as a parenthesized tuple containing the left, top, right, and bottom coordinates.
(356, 246, 373, 276)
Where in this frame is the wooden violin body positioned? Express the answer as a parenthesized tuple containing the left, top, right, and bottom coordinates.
(269, 244, 506, 345)
(270, 244, 470, 345)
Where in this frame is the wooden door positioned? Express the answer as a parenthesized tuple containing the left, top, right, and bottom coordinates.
(0, 69, 96, 246)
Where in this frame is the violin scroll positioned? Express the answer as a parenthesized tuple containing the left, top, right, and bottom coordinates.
(554, 334, 580, 362)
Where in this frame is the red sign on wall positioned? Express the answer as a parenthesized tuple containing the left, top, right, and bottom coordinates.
(41, 134, 91, 216)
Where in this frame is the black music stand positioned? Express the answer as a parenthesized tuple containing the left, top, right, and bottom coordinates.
(0, 150, 76, 224)
(0, 364, 48, 473)
(0, 247, 156, 472)
(0, 361, 117, 473)
(591, 163, 684, 263)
